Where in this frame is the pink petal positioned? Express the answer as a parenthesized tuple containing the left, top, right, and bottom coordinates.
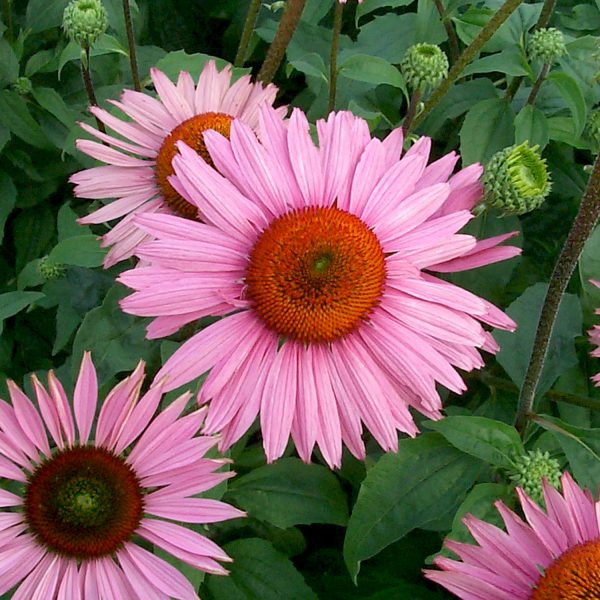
(73, 351, 97, 444)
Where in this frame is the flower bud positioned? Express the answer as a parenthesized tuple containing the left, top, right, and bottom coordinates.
(400, 43, 448, 92)
(11, 77, 32, 96)
(63, 0, 108, 48)
(483, 141, 551, 215)
(509, 449, 561, 506)
(527, 28, 567, 64)
(38, 256, 66, 281)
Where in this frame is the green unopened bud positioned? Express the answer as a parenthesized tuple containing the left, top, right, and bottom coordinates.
(509, 449, 562, 506)
(11, 77, 32, 96)
(38, 256, 66, 281)
(483, 141, 551, 215)
(585, 108, 600, 146)
(400, 43, 448, 92)
(527, 28, 567, 64)
(62, 0, 108, 48)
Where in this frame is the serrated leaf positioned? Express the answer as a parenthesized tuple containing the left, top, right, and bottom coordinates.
(514, 104, 549, 150)
(426, 416, 524, 469)
(227, 458, 348, 528)
(548, 71, 587, 137)
(343, 433, 481, 582)
(49, 235, 106, 267)
(459, 97, 515, 165)
(339, 54, 406, 94)
(205, 538, 317, 600)
(494, 283, 582, 397)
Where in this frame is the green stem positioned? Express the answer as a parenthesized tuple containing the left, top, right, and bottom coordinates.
(122, 0, 141, 91)
(257, 0, 306, 85)
(409, 0, 524, 134)
(515, 152, 600, 433)
(526, 62, 550, 105)
(402, 89, 422, 135)
(80, 46, 106, 134)
(1, 0, 12, 41)
(235, 0, 262, 67)
(328, 1, 344, 113)
(432, 0, 460, 64)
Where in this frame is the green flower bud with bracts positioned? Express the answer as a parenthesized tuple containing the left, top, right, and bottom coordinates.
(62, 0, 108, 48)
(483, 141, 551, 215)
(527, 28, 567, 64)
(38, 256, 66, 281)
(11, 77, 32, 96)
(508, 449, 562, 506)
(400, 43, 449, 92)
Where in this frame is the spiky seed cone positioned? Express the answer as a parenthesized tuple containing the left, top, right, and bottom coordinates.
(509, 449, 562, 505)
(527, 28, 567, 64)
(400, 43, 449, 93)
(63, 0, 108, 48)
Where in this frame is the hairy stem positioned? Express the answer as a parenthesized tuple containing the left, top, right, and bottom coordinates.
(122, 0, 141, 91)
(432, 0, 460, 64)
(526, 62, 550, 105)
(80, 47, 106, 134)
(402, 89, 422, 135)
(515, 152, 600, 433)
(409, 0, 524, 133)
(258, 0, 306, 85)
(235, 0, 262, 67)
(328, 1, 344, 113)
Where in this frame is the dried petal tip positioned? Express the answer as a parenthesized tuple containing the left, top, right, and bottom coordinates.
(37, 256, 66, 281)
(527, 27, 567, 64)
(483, 141, 551, 215)
(62, 0, 108, 48)
(508, 449, 561, 505)
(400, 43, 448, 92)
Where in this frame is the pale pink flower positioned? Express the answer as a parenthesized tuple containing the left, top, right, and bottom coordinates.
(119, 107, 520, 468)
(0, 352, 244, 598)
(71, 60, 284, 267)
(425, 472, 600, 599)
(589, 279, 600, 387)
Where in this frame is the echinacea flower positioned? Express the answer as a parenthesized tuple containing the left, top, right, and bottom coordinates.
(71, 60, 284, 267)
(0, 352, 244, 598)
(589, 279, 600, 386)
(424, 472, 600, 599)
(119, 107, 519, 468)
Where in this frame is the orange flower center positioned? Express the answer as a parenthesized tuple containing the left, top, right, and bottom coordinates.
(530, 538, 600, 599)
(24, 446, 143, 559)
(246, 206, 386, 344)
(156, 112, 233, 219)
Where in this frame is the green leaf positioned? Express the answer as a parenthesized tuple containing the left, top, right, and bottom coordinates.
(0, 39, 19, 88)
(154, 51, 249, 84)
(289, 53, 328, 82)
(339, 54, 407, 93)
(514, 105, 549, 150)
(26, 0, 69, 33)
(494, 283, 582, 397)
(12, 205, 55, 272)
(533, 414, 600, 491)
(356, 0, 416, 25)
(226, 458, 348, 528)
(462, 47, 531, 78)
(343, 433, 481, 582)
(579, 225, 600, 320)
(58, 35, 129, 78)
(57, 203, 89, 241)
(25, 50, 57, 77)
(31, 87, 78, 129)
(547, 71, 587, 137)
(49, 235, 106, 268)
(426, 416, 524, 469)
(0, 291, 45, 335)
(204, 538, 317, 600)
(0, 171, 16, 244)
(459, 98, 515, 165)
(0, 90, 52, 149)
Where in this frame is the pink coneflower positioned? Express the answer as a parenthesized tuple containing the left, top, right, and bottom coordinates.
(119, 107, 519, 468)
(0, 352, 244, 598)
(589, 279, 600, 387)
(425, 472, 600, 599)
(71, 60, 284, 267)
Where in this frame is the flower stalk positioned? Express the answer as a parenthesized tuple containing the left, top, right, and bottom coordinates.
(515, 151, 600, 433)
(122, 0, 141, 91)
(526, 62, 550, 105)
(235, 0, 262, 67)
(402, 89, 422, 135)
(328, 0, 344, 113)
(432, 0, 459, 64)
(258, 0, 306, 85)
(80, 46, 106, 134)
(409, 0, 525, 133)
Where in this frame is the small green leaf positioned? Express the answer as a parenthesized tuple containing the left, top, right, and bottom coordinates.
(58, 35, 129, 78)
(204, 538, 317, 600)
(343, 433, 481, 582)
(227, 458, 348, 528)
(12, 205, 56, 272)
(49, 235, 106, 268)
(339, 54, 407, 94)
(0, 291, 45, 334)
(462, 48, 531, 78)
(426, 416, 524, 469)
(289, 53, 328, 82)
(547, 71, 587, 137)
(0, 39, 19, 88)
(514, 105, 549, 150)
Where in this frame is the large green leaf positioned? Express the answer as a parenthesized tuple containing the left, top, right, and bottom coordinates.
(226, 458, 348, 528)
(204, 538, 317, 600)
(0, 291, 45, 325)
(12, 205, 56, 272)
(462, 47, 531, 78)
(459, 98, 515, 165)
(343, 434, 481, 582)
(25, 0, 69, 33)
(426, 416, 524, 469)
(49, 235, 106, 268)
(514, 104, 549, 150)
(547, 72, 587, 137)
(494, 283, 582, 397)
(0, 39, 19, 89)
(339, 54, 406, 93)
